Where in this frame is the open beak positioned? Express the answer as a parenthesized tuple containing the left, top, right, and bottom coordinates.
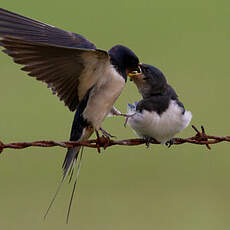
(128, 64, 142, 78)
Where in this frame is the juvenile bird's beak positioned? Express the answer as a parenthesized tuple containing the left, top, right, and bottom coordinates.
(128, 64, 142, 79)
(128, 71, 140, 77)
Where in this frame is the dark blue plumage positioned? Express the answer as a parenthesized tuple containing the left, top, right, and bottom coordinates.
(62, 87, 92, 178)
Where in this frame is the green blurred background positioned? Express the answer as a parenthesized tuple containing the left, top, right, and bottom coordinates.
(0, 1, 229, 229)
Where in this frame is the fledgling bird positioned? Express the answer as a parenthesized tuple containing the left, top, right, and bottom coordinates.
(0, 8, 140, 221)
(127, 64, 192, 144)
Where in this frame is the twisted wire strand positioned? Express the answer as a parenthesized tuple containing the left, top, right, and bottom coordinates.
(0, 125, 229, 154)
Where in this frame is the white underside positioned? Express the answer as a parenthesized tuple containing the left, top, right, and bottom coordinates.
(83, 64, 125, 130)
(127, 100, 192, 143)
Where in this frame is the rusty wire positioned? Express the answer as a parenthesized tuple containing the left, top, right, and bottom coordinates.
(0, 125, 229, 154)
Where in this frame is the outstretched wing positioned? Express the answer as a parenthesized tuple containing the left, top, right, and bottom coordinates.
(0, 9, 109, 111)
(0, 8, 95, 49)
(0, 37, 108, 111)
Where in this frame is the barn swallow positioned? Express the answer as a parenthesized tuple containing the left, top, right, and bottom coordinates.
(127, 64, 192, 145)
(0, 8, 140, 221)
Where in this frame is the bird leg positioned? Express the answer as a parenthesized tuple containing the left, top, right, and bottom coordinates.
(95, 130, 112, 152)
(123, 113, 136, 127)
(108, 106, 136, 127)
(109, 107, 135, 119)
(165, 138, 175, 148)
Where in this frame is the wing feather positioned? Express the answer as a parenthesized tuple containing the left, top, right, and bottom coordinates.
(0, 8, 96, 49)
(0, 36, 109, 111)
(0, 8, 110, 111)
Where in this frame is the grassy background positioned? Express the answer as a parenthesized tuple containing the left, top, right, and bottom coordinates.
(0, 1, 230, 229)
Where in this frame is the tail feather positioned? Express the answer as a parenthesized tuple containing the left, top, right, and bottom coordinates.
(43, 174, 65, 220)
(44, 87, 94, 220)
(44, 146, 81, 220)
(44, 126, 93, 219)
(62, 147, 80, 179)
(68, 158, 77, 184)
(66, 147, 84, 224)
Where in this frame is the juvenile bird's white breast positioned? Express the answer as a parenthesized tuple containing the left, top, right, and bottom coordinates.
(127, 100, 192, 143)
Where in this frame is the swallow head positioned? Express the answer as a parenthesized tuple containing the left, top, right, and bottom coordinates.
(130, 63, 168, 98)
(108, 45, 140, 81)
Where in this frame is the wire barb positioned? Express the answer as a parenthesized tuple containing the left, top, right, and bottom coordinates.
(0, 141, 4, 153)
(0, 125, 229, 153)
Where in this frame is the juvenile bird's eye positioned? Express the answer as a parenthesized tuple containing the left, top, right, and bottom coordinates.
(146, 68, 151, 73)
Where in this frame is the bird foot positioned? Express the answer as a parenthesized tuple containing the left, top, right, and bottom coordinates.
(165, 138, 175, 148)
(95, 131, 112, 153)
(99, 128, 116, 138)
(144, 136, 158, 148)
(123, 113, 136, 127)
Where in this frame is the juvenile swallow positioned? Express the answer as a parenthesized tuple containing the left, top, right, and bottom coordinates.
(127, 64, 192, 145)
(0, 8, 140, 221)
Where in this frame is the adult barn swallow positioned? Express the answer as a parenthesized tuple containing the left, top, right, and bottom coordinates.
(127, 64, 192, 144)
(0, 8, 140, 220)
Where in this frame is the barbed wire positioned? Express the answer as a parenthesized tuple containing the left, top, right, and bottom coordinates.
(0, 125, 229, 154)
